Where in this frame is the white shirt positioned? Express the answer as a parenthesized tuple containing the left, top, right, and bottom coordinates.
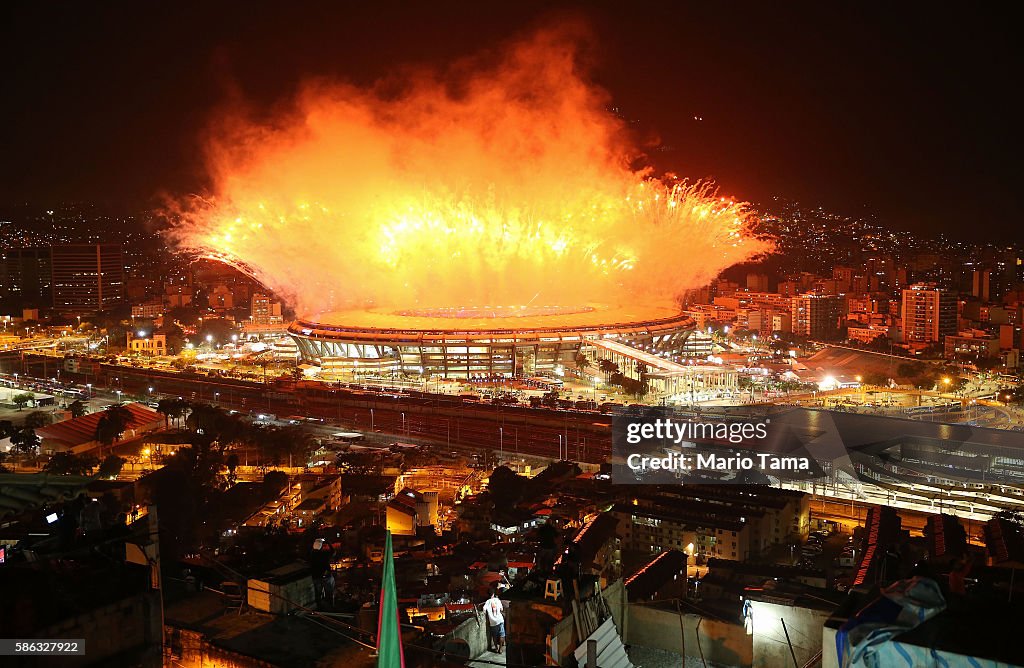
(484, 597, 504, 626)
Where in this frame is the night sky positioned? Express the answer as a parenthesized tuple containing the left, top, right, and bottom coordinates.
(2, 2, 1021, 241)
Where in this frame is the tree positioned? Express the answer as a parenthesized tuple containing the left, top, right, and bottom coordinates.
(488, 465, 527, 502)
(225, 453, 240, 485)
(574, 351, 592, 374)
(263, 470, 289, 496)
(152, 442, 225, 560)
(95, 405, 134, 451)
(98, 454, 126, 479)
(197, 318, 236, 346)
(24, 411, 51, 429)
(866, 335, 892, 353)
(256, 425, 316, 467)
(165, 441, 226, 496)
(166, 305, 201, 326)
(597, 359, 619, 380)
(184, 403, 248, 450)
(0, 451, 9, 473)
(156, 397, 190, 428)
(11, 393, 34, 410)
(162, 323, 186, 354)
(10, 427, 41, 457)
(863, 371, 889, 387)
(156, 398, 174, 427)
(896, 362, 921, 378)
(43, 452, 99, 476)
(69, 400, 88, 419)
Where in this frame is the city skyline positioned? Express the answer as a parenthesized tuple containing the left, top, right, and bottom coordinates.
(2, 6, 1024, 668)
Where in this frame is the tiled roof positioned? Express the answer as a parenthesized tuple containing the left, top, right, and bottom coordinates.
(36, 403, 162, 449)
(0, 473, 93, 519)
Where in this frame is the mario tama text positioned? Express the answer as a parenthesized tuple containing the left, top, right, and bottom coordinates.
(611, 408, 816, 485)
(625, 451, 811, 473)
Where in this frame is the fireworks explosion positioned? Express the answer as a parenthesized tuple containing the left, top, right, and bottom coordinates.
(170, 28, 771, 316)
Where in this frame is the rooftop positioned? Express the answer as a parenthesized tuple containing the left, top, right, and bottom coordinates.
(164, 583, 376, 668)
(624, 549, 688, 600)
(35, 402, 161, 449)
(0, 472, 93, 520)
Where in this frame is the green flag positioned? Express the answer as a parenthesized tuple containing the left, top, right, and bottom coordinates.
(376, 530, 405, 667)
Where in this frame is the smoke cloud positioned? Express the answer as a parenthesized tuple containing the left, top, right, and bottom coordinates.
(170, 27, 771, 316)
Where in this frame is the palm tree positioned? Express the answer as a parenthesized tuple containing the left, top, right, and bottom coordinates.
(574, 352, 592, 374)
(598, 359, 619, 381)
(156, 398, 175, 428)
(169, 398, 189, 427)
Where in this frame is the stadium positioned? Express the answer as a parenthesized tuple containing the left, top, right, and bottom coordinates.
(288, 302, 700, 379)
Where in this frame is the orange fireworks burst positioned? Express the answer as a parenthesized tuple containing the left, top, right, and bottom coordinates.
(169, 28, 772, 315)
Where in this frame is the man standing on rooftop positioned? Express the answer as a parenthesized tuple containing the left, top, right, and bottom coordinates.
(484, 590, 505, 655)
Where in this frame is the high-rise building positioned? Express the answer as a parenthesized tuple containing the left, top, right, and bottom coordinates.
(972, 269, 991, 302)
(51, 243, 125, 314)
(832, 266, 855, 293)
(746, 272, 770, 292)
(790, 292, 841, 339)
(0, 247, 52, 312)
(251, 293, 283, 325)
(901, 283, 957, 345)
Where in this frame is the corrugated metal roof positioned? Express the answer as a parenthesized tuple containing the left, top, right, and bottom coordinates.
(573, 616, 634, 668)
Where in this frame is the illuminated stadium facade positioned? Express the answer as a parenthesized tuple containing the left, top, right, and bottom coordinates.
(288, 303, 699, 378)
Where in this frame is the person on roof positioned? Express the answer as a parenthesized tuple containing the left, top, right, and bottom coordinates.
(483, 591, 505, 654)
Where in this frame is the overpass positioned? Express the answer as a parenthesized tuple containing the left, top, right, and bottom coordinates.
(587, 338, 738, 396)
